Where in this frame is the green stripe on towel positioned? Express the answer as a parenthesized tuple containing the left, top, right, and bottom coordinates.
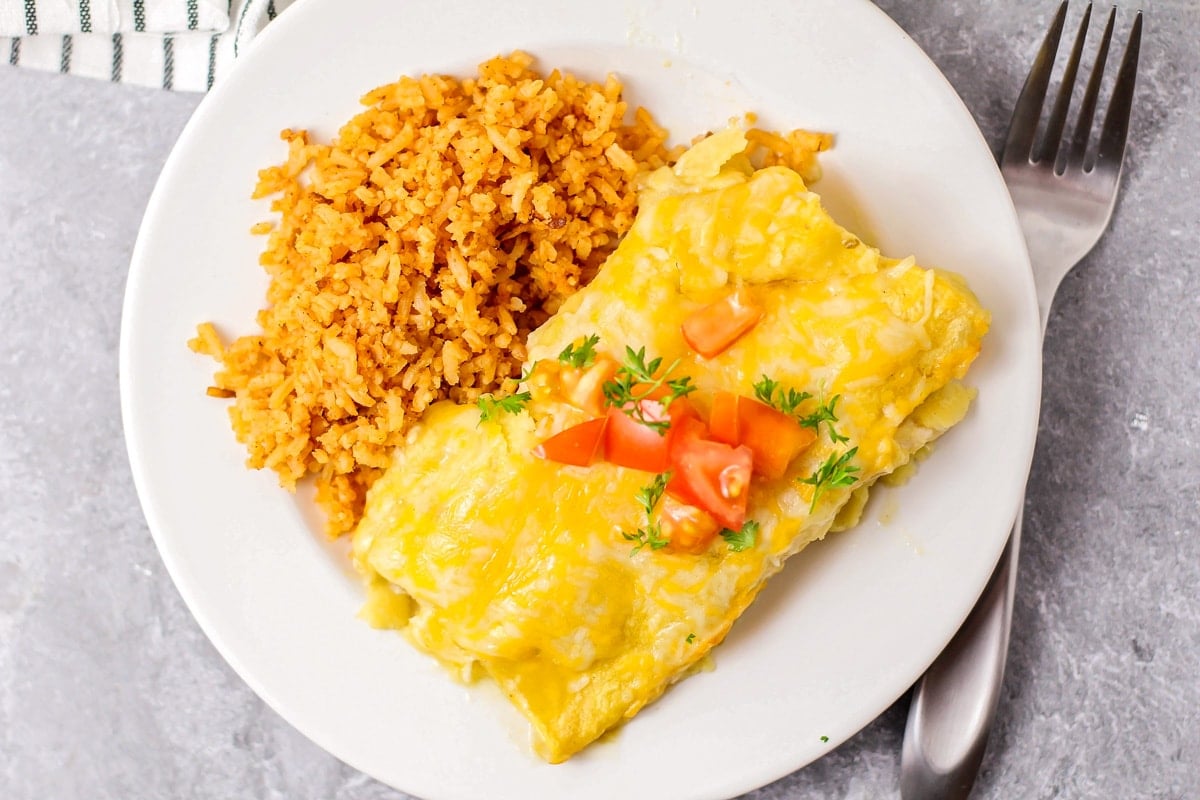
(206, 34, 217, 90)
(163, 36, 174, 90)
(23, 0, 37, 35)
(111, 32, 123, 82)
(233, 0, 254, 56)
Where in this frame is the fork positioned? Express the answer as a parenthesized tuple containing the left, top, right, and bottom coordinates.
(898, 4, 1142, 799)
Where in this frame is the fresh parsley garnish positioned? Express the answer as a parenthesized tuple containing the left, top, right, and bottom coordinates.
(753, 375, 812, 416)
(622, 524, 670, 554)
(753, 376, 849, 443)
(557, 334, 601, 369)
(798, 447, 860, 511)
(755, 375, 849, 444)
(720, 519, 760, 552)
(799, 393, 849, 444)
(602, 346, 697, 435)
(635, 472, 671, 517)
(476, 391, 531, 424)
(686, 633, 696, 644)
(624, 472, 673, 555)
(820, 735, 830, 743)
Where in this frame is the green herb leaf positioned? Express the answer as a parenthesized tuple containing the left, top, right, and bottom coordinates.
(799, 393, 848, 443)
(476, 391, 531, 424)
(622, 524, 670, 555)
(686, 633, 696, 644)
(753, 376, 850, 443)
(798, 447, 860, 511)
(752, 375, 779, 405)
(624, 473, 675, 555)
(752, 374, 812, 416)
(557, 334, 601, 369)
(820, 735, 829, 743)
(635, 472, 671, 517)
(720, 519, 760, 552)
(602, 345, 697, 435)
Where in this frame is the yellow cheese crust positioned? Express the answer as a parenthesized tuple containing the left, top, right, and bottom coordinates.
(352, 129, 990, 762)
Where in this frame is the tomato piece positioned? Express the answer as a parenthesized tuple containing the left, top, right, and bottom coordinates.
(560, 353, 619, 416)
(656, 495, 722, 554)
(666, 415, 709, 462)
(704, 392, 815, 478)
(604, 397, 698, 473)
(667, 420, 753, 530)
(708, 391, 740, 446)
(529, 354, 619, 417)
(736, 396, 817, 479)
(532, 417, 607, 467)
(604, 400, 672, 472)
(667, 395, 702, 426)
(681, 287, 763, 358)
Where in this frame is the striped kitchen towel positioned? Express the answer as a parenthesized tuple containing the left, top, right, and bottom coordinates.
(1, 0, 296, 91)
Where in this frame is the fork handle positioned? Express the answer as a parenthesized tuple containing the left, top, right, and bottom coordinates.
(899, 510, 1021, 800)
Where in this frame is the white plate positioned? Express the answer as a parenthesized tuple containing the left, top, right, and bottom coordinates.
(120, 1, 1041, 798)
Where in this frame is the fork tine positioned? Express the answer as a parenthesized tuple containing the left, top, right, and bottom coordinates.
(1094, 10, 1143, 174)
(1066, 7, 1116, 173)
(1038, 4, 1092, 166)
(1001, 1, 1068, 166)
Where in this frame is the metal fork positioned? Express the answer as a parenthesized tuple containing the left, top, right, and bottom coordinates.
(899, 4, 1142, 799)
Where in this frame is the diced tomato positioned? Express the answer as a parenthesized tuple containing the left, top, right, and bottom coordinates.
(655, 495, 722, 554)
(667, 419, 753, 530)
(605, 399, 673, 472)
(559, 354, 619, 416)
(530, 354, 619, 417)
(532, 418, 607, 467)
(666, 395, 702, 425)
(707, 390, 741, 446)
(605, 397, 697, 473)
(704, 391, 815, 479)
(667, 415, 710, 462)
(681, 287, 763, 358)
(736, 396, 817, 479)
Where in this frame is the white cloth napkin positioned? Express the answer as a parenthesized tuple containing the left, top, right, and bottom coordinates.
(2, 0, 295, 91)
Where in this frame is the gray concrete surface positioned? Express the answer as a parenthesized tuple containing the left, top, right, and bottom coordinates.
(2, 1, 1198, 798)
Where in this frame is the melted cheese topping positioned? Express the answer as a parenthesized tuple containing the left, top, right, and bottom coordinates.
(352, 129, 990, 762)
